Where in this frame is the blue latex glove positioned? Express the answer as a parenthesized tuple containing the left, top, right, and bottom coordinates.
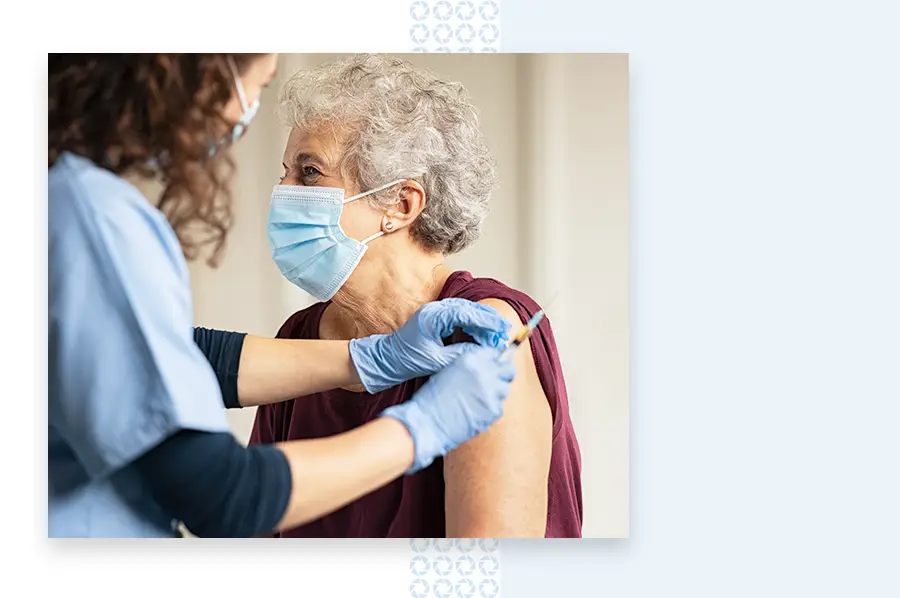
(349, 298, 511, 394)
(380, 345, 516, 473)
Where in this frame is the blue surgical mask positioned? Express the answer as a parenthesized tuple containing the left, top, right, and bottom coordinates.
(208, 57, 260, 156)
(267, 180, 405, 302)
(138, 57, 257, 168)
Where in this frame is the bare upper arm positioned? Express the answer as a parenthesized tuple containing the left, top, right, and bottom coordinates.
(443, 298, 553, 537)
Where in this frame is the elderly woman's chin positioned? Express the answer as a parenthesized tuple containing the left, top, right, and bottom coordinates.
(252, 54, 583, 539)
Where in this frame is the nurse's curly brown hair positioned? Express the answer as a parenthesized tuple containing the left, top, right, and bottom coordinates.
(48, 54, 259, 265)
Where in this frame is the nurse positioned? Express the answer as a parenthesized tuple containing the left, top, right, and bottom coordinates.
(48, 53, 515, 538)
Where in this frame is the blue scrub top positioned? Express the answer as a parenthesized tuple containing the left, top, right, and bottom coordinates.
(48, 153, 230, 537)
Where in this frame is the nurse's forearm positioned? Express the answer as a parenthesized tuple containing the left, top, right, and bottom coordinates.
(272, 417, 415, 531)
(237, 335, 361, 407)
(135, 417, 414, 537)
(193, 328, 361, 407)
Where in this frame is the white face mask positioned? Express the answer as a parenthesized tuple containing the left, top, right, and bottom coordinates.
(208, 57, 260, 156)
(266, 180, 405, 302)
(144, 57, 259, 169)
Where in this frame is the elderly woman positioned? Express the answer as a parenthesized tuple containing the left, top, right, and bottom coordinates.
(251, 54, 582, 538)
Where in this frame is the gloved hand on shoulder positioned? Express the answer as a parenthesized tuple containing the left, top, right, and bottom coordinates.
(349, 297, 511, 394)
(380, 345, 516, 472)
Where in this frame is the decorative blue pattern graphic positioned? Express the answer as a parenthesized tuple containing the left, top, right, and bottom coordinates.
(405, 2, 501, 590)
(408, 538, 502, 597)
(409, 0, 500, 52)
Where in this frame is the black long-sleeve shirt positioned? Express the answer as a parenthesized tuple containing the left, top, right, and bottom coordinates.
(132, 327, 292, 537)
(192, 327, 246, 408)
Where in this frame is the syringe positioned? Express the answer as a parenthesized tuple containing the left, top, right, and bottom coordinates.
(498, 309, 545, 361)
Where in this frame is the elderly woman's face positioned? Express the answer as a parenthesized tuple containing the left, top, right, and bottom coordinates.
(280, 127, 385, 242)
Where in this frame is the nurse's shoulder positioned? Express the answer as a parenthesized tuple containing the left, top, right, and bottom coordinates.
(48, 151, 228, 480)
(48, 152, 186, 278)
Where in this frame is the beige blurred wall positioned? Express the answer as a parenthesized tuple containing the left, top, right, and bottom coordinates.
(188, 53, 629, 538)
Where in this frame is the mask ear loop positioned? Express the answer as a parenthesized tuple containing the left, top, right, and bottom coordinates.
(360, 231, 385, 244)
(345, 179, 407, 244)
(226, 56, 250, 112)
(343, 179, 407, 203)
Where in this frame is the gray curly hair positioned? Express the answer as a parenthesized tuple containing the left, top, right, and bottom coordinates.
(278, 54, 496, 255)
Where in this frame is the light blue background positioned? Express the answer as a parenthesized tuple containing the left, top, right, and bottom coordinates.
(22, 2, 899, 596)
(500, 0, 900, 595)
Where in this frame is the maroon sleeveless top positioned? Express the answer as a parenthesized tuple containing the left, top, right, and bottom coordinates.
(250, 271, 583, 537)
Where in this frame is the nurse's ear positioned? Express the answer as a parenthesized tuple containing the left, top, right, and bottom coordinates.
(381, 180, 426, 234)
